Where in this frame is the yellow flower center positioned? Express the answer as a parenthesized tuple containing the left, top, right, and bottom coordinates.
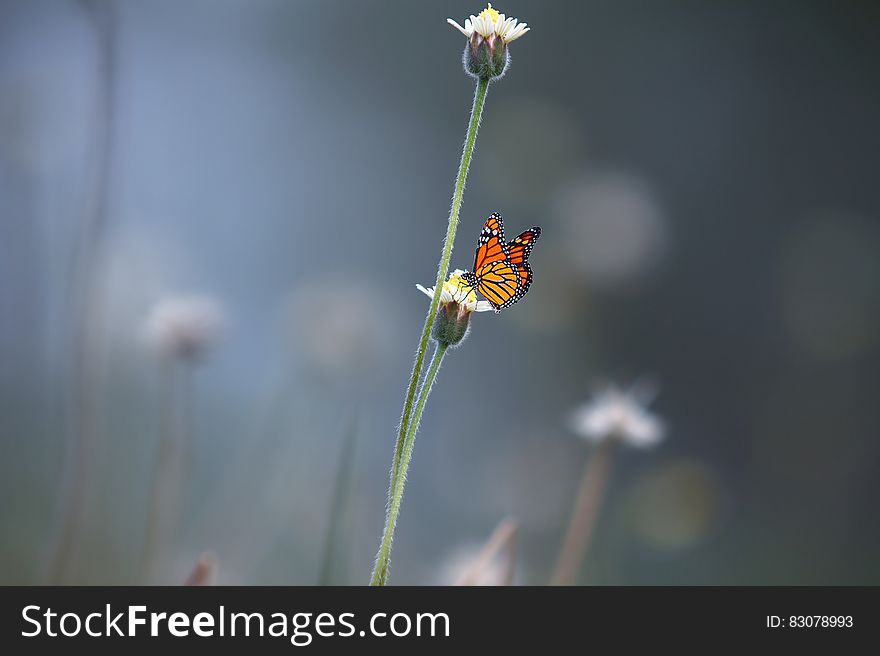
(445, 273, 478, 305)
(478, 4, 500, 24)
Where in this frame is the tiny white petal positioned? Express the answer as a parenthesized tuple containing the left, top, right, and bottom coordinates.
(470, 15, 482, 35)
(508, 23, 529, 42)
(496, 18, 511, 38)
(447, 18, 471, 37)
(476, 16, 493, 38)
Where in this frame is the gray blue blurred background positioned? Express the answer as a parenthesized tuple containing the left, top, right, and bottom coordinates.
(2, 0, 879, 585)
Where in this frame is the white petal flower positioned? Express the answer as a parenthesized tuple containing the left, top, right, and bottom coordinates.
(570, 384, 665, 448)
(143, 295, 224, 361)
(416, 269, 494, 313)
(447, 4, 530, 44)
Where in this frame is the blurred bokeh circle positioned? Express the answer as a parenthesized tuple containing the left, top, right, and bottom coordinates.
(625, 459, 721, 550)
(554, 171, 668, 291)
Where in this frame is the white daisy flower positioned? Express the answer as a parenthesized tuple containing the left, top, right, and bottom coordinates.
(416, 269, 494, 314)
(570, 384, 665, 448)
(417, 270, 492, 347)
(143, 295, 224, 362)
(447, 4, 530, 44)
(448, 5, 529, 80)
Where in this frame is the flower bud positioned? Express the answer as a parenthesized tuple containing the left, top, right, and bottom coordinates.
(463, 33, 509, 80)
(432, 298, 472, 347)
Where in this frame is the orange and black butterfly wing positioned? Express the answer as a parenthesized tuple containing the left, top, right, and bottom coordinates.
(475, 260, 523, 311)
(507, 226, 541, 266)
(516, 260, 533, 296)
(472, 212, 509, 272)
(466, 215, 539, 311)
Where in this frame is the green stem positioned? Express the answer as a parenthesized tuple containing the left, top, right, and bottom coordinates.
(371, 343, 449, 585)
(372, 76, 490, 586)
(388, 76, 490, 502)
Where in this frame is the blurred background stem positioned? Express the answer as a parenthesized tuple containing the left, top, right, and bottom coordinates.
(143, 357, 174, 582)
(456, 518, 519, 586)
(143, 357, 193, 583)
(373, 76, 490, 586)
(46, 0, 118, 584)
(551, 438, 619, 586)
(317, 412, 358, 585)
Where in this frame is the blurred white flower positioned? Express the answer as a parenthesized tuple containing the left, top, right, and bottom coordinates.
(447, 4, 530, 44)
(570, 384, 665, 448)
(143, 295, 224, 362)
(416, 269, 494, 314)
(436, 545, 507, 586)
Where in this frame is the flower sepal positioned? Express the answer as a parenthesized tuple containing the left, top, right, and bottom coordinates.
(464, 32, 508, 80)
(433, 300, 472, 347)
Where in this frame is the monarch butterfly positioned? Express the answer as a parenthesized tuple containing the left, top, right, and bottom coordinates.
(461, 213, 541, 311)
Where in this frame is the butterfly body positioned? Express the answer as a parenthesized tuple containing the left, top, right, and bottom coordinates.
(461, 213, 541, 311)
